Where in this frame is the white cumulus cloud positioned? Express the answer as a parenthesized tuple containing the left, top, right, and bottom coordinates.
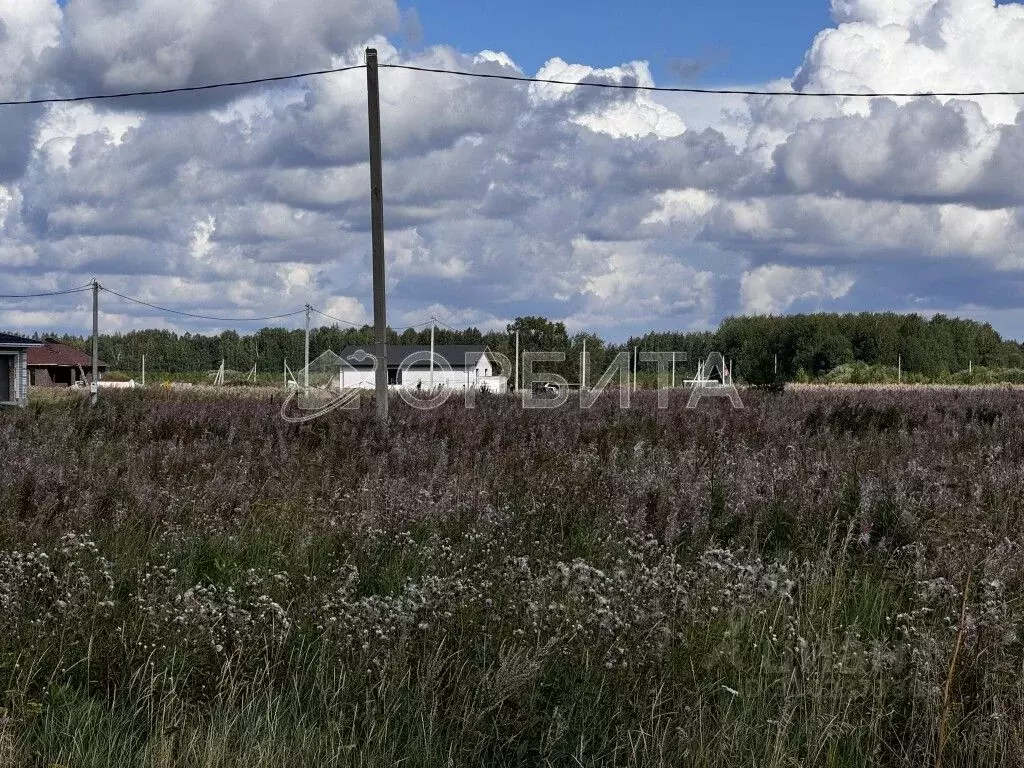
(741, 265, 855, 314)
(2, 0, 1024, 339)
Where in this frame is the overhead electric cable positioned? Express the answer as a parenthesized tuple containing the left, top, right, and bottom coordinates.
(0, 61, 1020, 106)
(0, 284, 93, 299)
(404, 317, 461, 331)
(0, 64, 366, 107)
(404, 318, 439, 329)
(432, 318, 463, 333)
(309, 306, 361, 327)
(382, 63, 1024, 98)
(100, 286, 306, 322)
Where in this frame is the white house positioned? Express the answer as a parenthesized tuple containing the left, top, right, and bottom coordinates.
(335, 344, 507, 393)
(0, 333, 42, 407)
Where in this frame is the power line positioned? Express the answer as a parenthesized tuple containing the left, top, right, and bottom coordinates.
(404, 318, 437, 329)
(309, 306, 361, 327)
(1, 281, 462, 331)
(382, 63, 1024, 98)
(402, 317, 469, 332)
(100, 286, 306, 322)
(433, 318, 463, 333)
(0, 64, 366, 107)
(0, 284, 94, 299)
(0, 59, 1019, 107)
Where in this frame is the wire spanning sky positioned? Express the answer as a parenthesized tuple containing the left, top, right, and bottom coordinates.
(2, 0, 1024, 341)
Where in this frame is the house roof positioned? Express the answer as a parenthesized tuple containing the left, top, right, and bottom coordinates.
(338, 344, 490, 369)
(0, 332, 42, 348)
(27, 339, 109, 368)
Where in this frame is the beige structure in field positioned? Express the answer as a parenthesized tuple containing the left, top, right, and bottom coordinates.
(0, 333, 42, 407)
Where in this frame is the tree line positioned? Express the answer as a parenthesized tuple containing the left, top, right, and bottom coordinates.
(35, 311, 1024, 384)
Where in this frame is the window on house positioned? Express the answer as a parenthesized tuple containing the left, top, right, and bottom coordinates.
(0, 356, 10, 402)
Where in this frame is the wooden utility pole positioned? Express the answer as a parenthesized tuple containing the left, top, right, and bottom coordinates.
(514, 330, 520, 393)
(366, 48, 388, 421)
(304, 304, 311, 390)
(91, 280, 99, 405)
(430, 317, 435, 390)
(141, 354, 146, 387)
(582, 337, 587, 391)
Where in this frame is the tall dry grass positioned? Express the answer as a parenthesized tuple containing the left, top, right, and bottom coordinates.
(1, 388, 1023, 766)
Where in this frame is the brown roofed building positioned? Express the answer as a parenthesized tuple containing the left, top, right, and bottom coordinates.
(27, 339, 109, 388)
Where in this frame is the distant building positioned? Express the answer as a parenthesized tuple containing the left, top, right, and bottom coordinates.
(27, 339, 109, 388)
(0, 333, 42, 406)
(336, 344, 507, 393)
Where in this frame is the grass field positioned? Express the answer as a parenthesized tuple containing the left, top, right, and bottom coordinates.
(1, 388, 1023, 767)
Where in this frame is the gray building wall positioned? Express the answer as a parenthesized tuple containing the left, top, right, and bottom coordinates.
(2, 351, 31, 406)
(17, 350, 27, 404)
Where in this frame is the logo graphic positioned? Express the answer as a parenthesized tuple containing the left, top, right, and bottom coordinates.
(686, 352, 743, 409)
(279, 350, 365, 423)
(280, 348, 742, 421)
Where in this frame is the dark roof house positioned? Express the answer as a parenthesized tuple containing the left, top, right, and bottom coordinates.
(0, 333, 43, 406)
(27, 339, 109, 388)
(338, 344, 490, 369)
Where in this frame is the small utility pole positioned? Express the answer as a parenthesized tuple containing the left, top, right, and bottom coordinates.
(898, 355, 902, 384)
(774, 354, 778, 376)
(582, 338, 587, 391)
(141, 354, 146, 387)
(304, 304, 311, 390)
(514, 330, 520, 393)
(671, 351, 676, 389)
(633, 346, 638, 392)
(366, 47, 388, 421)
(91, 280, 99, 405)
(429, 317, 435, 390)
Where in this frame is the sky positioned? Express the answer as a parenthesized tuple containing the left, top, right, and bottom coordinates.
(2, 0, 1024, 342)
(403, 0, 834, 85)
